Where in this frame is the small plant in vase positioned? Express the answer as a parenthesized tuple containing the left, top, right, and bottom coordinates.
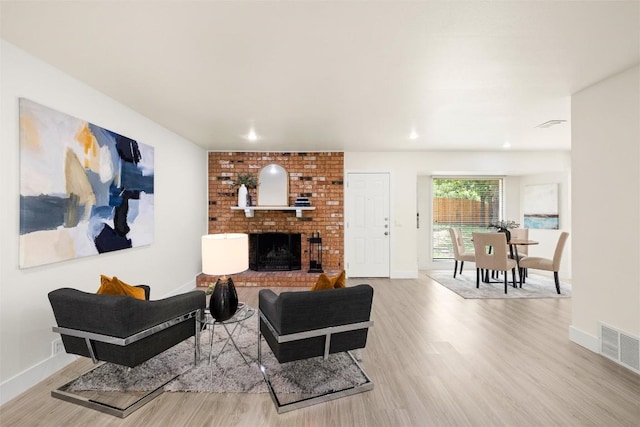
(232, 173, 258, 207)
(488, 220, 520, 242)
(205, 283, 215, 295)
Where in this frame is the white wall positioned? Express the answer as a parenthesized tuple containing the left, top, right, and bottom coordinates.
(345, 151, 571, 277)
(571, 64, 640, 349)
(0, 41, 208, 403)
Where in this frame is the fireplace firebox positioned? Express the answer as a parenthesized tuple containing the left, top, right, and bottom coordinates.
(249, 233, 302, 271)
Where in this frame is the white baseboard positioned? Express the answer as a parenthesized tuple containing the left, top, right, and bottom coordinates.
(1, 280, 199, 406)
(391, 270, 419, 279)
(569, 325, 600, 353)
(0, 352, 76, 405)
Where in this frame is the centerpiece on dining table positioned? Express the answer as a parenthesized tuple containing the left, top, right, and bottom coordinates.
(488, 220, 520, 242)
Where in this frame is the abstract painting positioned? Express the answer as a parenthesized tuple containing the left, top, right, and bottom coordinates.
(19, 99, 154, 268)
(524, 183, 559, 229)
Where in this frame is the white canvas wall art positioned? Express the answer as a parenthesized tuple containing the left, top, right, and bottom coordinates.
(523, 183, 559, 229)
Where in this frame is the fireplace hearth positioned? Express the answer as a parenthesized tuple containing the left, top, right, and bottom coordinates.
(249, 233, 302, 271)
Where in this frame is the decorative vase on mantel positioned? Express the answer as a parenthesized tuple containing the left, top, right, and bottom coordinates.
(237, 184, 248, 208)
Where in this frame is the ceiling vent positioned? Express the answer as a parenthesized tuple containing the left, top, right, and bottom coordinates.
(599, 322, 640, 374)
(535, 119, 567, 128)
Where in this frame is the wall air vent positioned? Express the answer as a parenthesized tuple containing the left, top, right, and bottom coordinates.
(620, 333, 640, 371)
(601, 324, 619, 359)
(535, 119, 567, 128)
(599, 322, 640, 374)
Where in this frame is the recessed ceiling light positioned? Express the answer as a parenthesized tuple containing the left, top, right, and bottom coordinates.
(247, 128, 258, 141)
(409, 129, 419, 140)
(503, 142, 511, 149)
(536, 120, 567, 129)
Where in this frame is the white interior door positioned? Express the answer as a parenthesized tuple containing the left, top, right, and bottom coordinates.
(346, 173, 390, 277)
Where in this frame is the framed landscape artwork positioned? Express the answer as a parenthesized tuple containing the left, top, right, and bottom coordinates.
(523, 183, 559, 229)
(19, 98, 154, 268)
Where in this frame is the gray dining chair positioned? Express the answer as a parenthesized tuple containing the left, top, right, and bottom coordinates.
(472, 232, 517, 294)
(509, 228, 529, 258)
(509, 227, 529, 280)
(449, 228, 475, 278)
(518, 232, 569, 294)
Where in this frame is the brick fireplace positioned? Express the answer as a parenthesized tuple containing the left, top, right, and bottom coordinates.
(197, 152, 344, 288)
(249, 232, 302, 271)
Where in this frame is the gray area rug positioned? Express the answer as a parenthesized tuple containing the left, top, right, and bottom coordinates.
(67, 312, 367, 395)
(427, 270, 571, 299)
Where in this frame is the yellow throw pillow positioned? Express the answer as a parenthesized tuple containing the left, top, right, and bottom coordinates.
(332, 270, 346, 288)
(311, 270, 346, 291)
(97, 275, 146, 300)
(97, 274, 116, 295)
(311, 273, 334, 291)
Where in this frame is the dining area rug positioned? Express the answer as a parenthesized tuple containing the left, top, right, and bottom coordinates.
(427, 270, 571, 299)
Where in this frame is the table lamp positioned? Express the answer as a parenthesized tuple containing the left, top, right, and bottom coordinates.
(202, 233, 248, 321)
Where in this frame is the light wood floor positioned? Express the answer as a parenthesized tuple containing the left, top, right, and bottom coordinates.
(2, 272, 639, 426)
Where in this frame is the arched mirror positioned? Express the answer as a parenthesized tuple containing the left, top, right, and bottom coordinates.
(258, 164, 288, 206)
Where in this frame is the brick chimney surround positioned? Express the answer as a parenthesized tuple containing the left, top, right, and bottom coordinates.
(196, 152, 344, 288)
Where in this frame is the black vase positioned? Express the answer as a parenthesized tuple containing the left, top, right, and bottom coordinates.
(498, 228, 511, 242)
(209, 277, 239, 321)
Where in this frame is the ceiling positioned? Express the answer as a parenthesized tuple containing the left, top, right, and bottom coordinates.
(1, 1, 638, 152)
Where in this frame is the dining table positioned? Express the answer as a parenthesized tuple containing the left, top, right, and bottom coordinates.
(507, 239, 539, 283)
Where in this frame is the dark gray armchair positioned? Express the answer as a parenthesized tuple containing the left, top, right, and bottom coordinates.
(258, 284, 374, 413)
(48, 286, 205, 417)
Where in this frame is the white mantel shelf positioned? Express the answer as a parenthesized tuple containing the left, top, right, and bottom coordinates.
(231, 206, 316, 218)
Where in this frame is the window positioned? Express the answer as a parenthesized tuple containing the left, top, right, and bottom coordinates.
(432, 177, 504, 260)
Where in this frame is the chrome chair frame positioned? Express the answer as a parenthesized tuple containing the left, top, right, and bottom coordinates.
(51, 308, 201, 418)
(257, 311, 374, 414)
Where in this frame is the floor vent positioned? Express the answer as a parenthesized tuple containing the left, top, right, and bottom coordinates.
(599, 322, 640, 373)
